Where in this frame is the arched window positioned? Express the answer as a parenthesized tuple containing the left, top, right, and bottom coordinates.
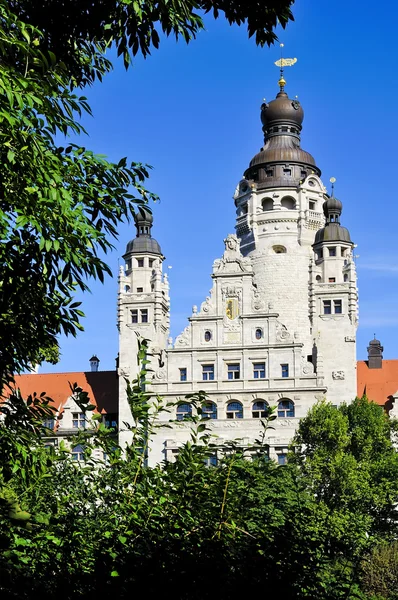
(226, 401, 243, 419)
(277, 399, 295, 418)
(176, 403, 192, 421)
(124, 284, 131, 293)
(262, 198, 273, 211)
(204, 330, 212, 342)
(202, 402, 217, 420)
(281, 196, 296, 210)
(252, 401, 268, 418)
(255, 328, 263, 340)
(344, 274, 348, 282)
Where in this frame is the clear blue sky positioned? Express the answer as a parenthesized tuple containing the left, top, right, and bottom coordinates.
(42, 0, 398, 373)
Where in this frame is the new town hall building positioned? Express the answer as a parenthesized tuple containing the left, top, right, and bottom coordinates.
(15, 78, 394, 465)
(116, 77, 358, 465)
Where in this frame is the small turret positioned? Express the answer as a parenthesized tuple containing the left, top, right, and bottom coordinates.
(367, 336, 383, 369)
(89, 355, 100, 372)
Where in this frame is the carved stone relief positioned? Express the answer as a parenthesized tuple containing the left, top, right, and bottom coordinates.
(175, 325, 191, 347)
(332, 370, 345, 380)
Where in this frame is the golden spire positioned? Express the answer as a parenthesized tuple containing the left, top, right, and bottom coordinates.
(274, 43, 297, 91)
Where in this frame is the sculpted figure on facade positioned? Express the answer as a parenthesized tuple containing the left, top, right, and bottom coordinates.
(213, 234, 252, 274)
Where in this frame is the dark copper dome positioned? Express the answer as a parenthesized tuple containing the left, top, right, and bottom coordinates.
(314, 195, 352, 245)
(124, 206, 163, 257)
(244, 86, 321, 188)
(261, 91, 304, 128)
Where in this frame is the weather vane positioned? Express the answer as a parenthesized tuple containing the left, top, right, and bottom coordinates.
(330, 176, 336, 196)
(274, 43, 297, 91)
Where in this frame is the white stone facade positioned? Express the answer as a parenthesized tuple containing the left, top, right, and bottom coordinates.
(117, 89, 359, 465)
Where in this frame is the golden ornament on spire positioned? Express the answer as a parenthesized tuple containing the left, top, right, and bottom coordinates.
(275, 43, 297, 90)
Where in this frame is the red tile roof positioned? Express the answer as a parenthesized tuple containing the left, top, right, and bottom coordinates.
(357, 360, 398, 408)
(12, 370, 118, 415)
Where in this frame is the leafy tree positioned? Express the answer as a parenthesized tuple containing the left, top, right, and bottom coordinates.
(0, 0, 294, 385)
(2, 385, 398, 599)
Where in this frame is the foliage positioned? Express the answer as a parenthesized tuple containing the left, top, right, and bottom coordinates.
(2, 375, 398, 599)
(360, 541, 398, 600)
(0, 0, 294, 385)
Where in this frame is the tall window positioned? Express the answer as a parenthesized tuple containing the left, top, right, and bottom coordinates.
(227, 364, 240, 380)
(277, 400, 295, 418)
(323, 300, 332, 314)
(149, 259, 154, 268)
(72, 412, 86, 429)
(137, 258, 144, 267)
(226, 402, 243, 419)
(252, 401, 268, 418)
(202, 402, 217, 420)
(140, 309, 148, 323)
(253, 362, 266, 379)
(179, 368, 187, 382)
(72, 444, 85, 461)
(281, 364, 289, 378)
(131, 309, 138, 323)
(328, 247, 336, 257)
(202, 364, 214, 381)
(255, 328, 263, 340)
(334, 299, 342, 314)
(176, 403, 192, 421)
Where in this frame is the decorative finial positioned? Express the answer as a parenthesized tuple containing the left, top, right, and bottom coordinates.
(274, 43, 297, 91)
(330, 176, 336, 196)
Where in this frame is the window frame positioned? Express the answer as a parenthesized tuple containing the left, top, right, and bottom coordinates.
(252, 401, 268, 419)
(323, 300, 332, 314)
(179, 368, 187, 382)
(227, 364, 240, 380)
(226, 401, 243, 419)
(253, 362, 266, 379)
(131, 309, 138, 323)
(72, 412, 86, 429)
(201, 402, 217, 420)
(334, 299, 342, 314)
(137, 258, 144, 267)
(202, 364, 215, 381)
(140, 308, 148, 323)
(277, 400, 295, 418)
(176, 403, 192, 421)
(281, 364, 289, 378)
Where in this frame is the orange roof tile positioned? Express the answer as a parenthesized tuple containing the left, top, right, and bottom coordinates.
(12, 370, 118, 415)
(357, 360, 398, 407)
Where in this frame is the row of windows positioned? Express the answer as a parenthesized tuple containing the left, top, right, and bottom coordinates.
(179, 362, 289, 382)
(316, 247, 348, 260)
(202, 328, 264, 343)
(176, 399, 295, 421)
(316, 275, 349, 283)
(126, 257, 155, 270)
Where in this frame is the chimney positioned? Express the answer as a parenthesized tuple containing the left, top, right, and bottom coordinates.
(89, 355, 100, 372)
(367, 337, 383, 369)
